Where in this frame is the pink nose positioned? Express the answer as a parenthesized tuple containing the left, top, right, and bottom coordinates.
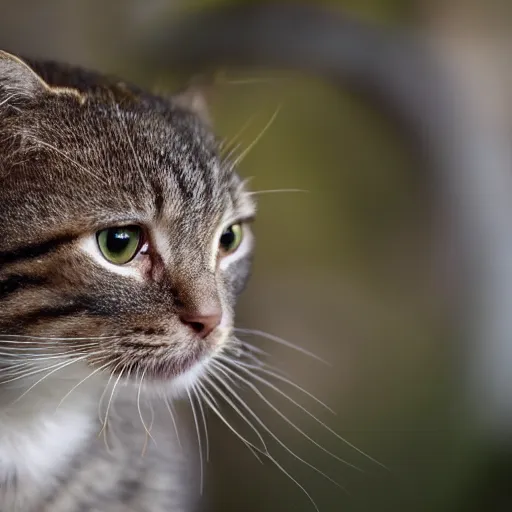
(179, 309, 222, 339)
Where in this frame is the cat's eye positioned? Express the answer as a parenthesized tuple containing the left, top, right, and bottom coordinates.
(219, 223, 243, 255)
(97, 225, 144, 265)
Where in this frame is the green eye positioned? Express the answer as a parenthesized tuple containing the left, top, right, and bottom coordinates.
(219, 223, 243, 255)
(97, 225, 143, 265)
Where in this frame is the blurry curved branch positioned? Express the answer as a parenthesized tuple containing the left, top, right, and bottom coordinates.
(132, 1, 512, 437)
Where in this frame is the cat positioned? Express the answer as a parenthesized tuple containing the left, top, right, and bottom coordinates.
(0, 50, 256, 511)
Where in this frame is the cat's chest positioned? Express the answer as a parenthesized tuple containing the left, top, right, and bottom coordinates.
(0, 408, 94, 510)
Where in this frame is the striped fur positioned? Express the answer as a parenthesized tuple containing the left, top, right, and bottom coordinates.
(0, 51, 255, 511)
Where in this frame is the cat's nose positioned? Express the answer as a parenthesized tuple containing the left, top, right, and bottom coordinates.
(179, 308, 222, 339)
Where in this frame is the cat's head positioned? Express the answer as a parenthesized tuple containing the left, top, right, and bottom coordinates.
(0, 51, 255, 395)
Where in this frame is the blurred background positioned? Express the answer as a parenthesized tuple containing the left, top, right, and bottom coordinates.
(1, 1, 512, 511)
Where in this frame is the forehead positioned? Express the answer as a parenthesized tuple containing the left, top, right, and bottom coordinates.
(0, 94, 242, 246)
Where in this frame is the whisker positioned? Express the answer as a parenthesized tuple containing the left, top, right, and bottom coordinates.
(188, 387, 204, 495)
(0, 347, 102, 360)
(233, 339, 271, 358)
(226, 360, 385, 469)
(10, 354, 90, 404)
(231, 105, 282, 169)
(220, 114, 256, 157)
(194, 385, 210, 463)
(142, 400, 156, 457)
(0, 334, 115, 340)
(247, 188, 309, 197)
(196, 381, 264, 463)
(163, 395, 182, 449)
(201, 374, 268, 454)
(222, 142, 242, 166)
(0, 352, 95, 386)
(199, 379, 319, 512)
(234, 328, 329, 365)
(137, 368, 156, 450)
(226, 352, 335, 414)
(232, 339, 293, 376)
(216, 359, 367, 471)
(209, 364, 347, 488)
(101, 365, 125, 453)
(217, 76, 278, 86)
(0, 361, 32, 374)
(57, 359, 113, 410)
(98, 359, 124, 435)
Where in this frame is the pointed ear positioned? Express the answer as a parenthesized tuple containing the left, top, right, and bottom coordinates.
(173, 86, 211, 125)
(0, 50, 49, 99)
(172, 79, 213, 126)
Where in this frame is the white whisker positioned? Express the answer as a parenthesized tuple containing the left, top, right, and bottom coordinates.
(188, 387, 204, 495)
(220, 357, 384, 469)
(210, 364, 348, 487)
(0, 352, 91, 386)
(197, 381, 264, 463)
(163, 395, 182, 449)
(10, 354, 90, 404)
(220, 114, 256, 157)
(0, 348, 102, 361)
(57, 359, 112, 410)
(194, 385, 210, 462)
(234, 328, 329, 365)
(231, 106, 281, 169)
(247, 188, 309, 196)
(137, 368, 156, 451)
(0, 334, 116, 341)
(97, 360, 124, 434)
(201, 375, 268, 454)
(199, 379, 319, 512)
(226, 352, 335, 414)
(102, 365, 125, 452)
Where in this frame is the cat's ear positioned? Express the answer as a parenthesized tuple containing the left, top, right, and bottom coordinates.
(0, 51, 49, 99)
(172, 82, 212, 126)
(0, 51, 83, 104)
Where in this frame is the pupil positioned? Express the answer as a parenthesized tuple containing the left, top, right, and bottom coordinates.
(221, 228, 235, 249)
(107, 229, 130, 254)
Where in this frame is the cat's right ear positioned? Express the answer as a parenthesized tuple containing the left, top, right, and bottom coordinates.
(0, 51, 49, 100)
(173, 84, 212, 126)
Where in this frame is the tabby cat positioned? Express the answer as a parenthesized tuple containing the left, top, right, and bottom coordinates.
(0, 50, 255, 511)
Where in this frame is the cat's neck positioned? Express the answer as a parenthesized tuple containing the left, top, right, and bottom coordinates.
(0, 376, 100, 509)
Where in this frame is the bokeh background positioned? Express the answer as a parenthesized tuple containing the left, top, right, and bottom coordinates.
(1, 1, 511, 511)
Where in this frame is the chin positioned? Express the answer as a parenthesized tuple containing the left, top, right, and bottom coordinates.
(125, 330, 231, 399)
(165, 357, 211, 397)
(130, 356, 211, 400)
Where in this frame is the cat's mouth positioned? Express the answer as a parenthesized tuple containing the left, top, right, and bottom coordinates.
(108, 328, 231, 386)
(108, 348, 213, 398)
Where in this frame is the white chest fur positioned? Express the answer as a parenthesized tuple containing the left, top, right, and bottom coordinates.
(0, 404, 94, 509)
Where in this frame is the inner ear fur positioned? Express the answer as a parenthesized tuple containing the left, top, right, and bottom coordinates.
(0, 50, 84, 102)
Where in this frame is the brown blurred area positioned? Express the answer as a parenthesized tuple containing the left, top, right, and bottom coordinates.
(2, 1, 512, 511)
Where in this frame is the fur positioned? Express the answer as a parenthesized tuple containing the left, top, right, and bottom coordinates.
(0, 50, 255, 511)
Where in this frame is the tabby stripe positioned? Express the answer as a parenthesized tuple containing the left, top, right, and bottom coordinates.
(10, 304, 86, 329)
(174, 169, 193, 201)
(0, 235, 75, 266)
(0, 274, 46, 301)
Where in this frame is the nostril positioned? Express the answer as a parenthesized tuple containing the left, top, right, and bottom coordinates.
(189, 321, 205, 334)
(179, 310, 222, 339)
